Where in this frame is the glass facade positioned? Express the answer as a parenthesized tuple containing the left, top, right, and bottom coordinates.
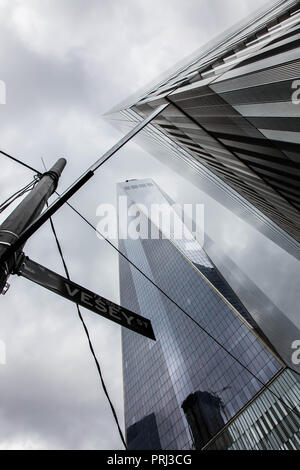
(117, 179, 300, 450)
(107, 0, 300, 376)
(204, 369, 300, 450)
(107, 0, 300, 261)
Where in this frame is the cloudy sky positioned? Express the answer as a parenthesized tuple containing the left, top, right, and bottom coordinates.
(0, 0, 299, 450)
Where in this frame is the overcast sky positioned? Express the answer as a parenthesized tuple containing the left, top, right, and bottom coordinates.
(0, 0, 299, 450)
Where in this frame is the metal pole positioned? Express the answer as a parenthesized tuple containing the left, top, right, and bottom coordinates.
(0, 158, 66, 293)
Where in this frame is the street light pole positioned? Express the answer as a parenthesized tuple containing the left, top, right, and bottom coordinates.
(0, 158, 66, 293)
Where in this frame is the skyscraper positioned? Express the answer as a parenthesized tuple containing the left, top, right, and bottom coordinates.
(117, 179, 300, 450)
(108, 0, 300, 261)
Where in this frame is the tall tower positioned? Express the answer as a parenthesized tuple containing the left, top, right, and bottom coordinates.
(108, 0, 300, 261)
(117, 179, 300, 450)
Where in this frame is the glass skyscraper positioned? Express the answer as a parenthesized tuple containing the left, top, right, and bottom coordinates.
(108, 0, 300, 261)
(107, 0, 300, 376)
(117, 179, 300, 450)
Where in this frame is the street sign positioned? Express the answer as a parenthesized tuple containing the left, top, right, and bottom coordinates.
(18, 256, 155, 340)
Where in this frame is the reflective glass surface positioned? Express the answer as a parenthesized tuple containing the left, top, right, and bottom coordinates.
(204, 368, 300, 450)
(107, 0, 300, 255)
(117, 180, 289, 450)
